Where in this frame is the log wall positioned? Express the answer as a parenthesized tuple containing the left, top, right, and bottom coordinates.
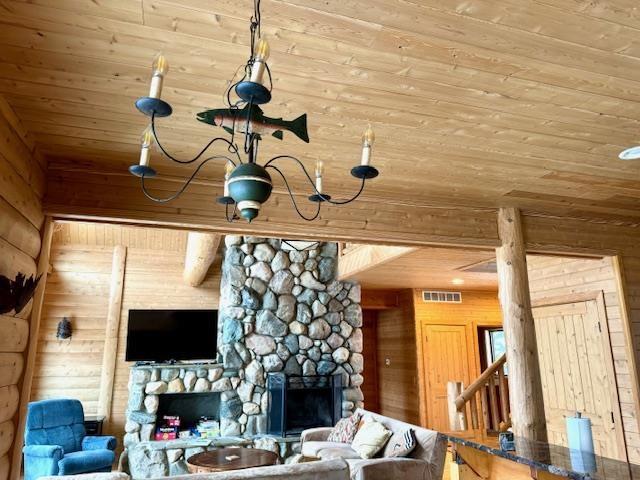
(0, 100, 45, 479)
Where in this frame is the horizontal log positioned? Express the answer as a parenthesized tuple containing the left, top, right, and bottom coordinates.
(0, 354, 23, 388)
(0, 236, 36, 279)
(0, 386, 19, 423)
(0, 153, 43, 229)
(0, 196, 41, 258)
(0, 422, 14, 457)
(0, 316, 29, 353)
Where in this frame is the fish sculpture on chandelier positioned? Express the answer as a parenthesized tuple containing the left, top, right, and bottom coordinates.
(197, 104, 309, 143)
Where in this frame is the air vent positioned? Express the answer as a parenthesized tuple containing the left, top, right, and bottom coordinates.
(422, 291, 462, 303)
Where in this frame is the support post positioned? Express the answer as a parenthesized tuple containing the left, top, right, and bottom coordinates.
(11, 217, 54, 480)
(495, 208, 547, 442)
(183, 232, 220, 287)
(97, 245, 127, 425)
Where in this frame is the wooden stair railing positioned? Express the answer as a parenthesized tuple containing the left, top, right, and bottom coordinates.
(447, 354, 510, 433)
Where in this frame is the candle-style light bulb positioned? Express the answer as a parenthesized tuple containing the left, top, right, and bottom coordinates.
(149, 54, 169, 99)
(250, 38, 270, 85)
(139, 126, 154, 166)
(223, 161, 234, 197)
(361, 124, 375, 166)
(315, 159, 324, 194)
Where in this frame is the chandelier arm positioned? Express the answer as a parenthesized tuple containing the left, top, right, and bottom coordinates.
(266, 165, 322, 222)
(150, 113, 242, 165)
(141, 155, 235, 203)
(225, 202, 239, 222)
(264, 155, 368, 205)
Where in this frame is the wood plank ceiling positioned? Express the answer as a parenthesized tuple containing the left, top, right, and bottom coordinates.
(343, 246, 498, 290)
(0, 0, 639, 224)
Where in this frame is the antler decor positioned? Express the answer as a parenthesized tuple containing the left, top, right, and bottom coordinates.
(0, 273, 41, 315)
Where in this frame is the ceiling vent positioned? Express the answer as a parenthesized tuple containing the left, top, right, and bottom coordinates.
(422, 291, 462, 303)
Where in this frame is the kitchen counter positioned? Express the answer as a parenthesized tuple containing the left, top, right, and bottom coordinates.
(448, 435, 640, 479)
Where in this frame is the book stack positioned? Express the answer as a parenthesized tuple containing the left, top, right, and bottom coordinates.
(196, 418, 220, 438)
(155, 415, 180, 441)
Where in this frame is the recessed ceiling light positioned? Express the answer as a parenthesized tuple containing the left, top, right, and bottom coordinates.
(452, 278, 465, 285)
(619, 146, 640, 160)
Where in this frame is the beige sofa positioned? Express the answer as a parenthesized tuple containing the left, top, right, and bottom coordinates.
(301, 409, 446, 480)
(39, 459, 350, 480)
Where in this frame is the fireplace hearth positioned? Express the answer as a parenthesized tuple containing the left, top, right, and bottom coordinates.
(267, 373, 343, 437)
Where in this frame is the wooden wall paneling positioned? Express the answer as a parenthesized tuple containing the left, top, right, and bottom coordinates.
(338, 244, 417, 279)
(612, 256, 640, 455)
(360, 289, 399, 310)
(97, 246, 127, 425)
(10, 218, 52, 480)
(360, 309, 379, 413)
(413, 289, 502, 431)
(376, 290, 419, 424)
(528, 255, 640, 463)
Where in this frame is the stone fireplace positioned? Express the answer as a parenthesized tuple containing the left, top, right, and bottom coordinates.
(124, 238, 363, 476)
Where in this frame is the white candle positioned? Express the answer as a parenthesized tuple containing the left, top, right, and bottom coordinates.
(361, 124, 375, 166)
(250, 39, 270, 85)
(315, 160, 324, 194)
(149, 54, 168, 99)
(139, 147, 151, 167)
(224, 162, 234, 197)
(361, 145, 371, 166)
(139, 126, 153, 166)
(149, 75, 164, 99)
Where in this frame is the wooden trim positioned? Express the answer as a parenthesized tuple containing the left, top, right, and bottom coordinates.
(530, 290, 602, 308)
(611, 256, 640, 448)
(11, 217, 53, 480)
(96, 245, 127, 424)
(593, 290, 628, 461)
(414, 295, 427, 428)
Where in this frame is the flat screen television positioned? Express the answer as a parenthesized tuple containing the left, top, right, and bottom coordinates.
(125, 309, 218, 362)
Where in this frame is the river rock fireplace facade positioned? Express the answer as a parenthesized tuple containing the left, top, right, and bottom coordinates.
(124, 237, 363, 450)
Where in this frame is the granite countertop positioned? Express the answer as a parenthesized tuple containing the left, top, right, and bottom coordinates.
(448, 435, 640, 480)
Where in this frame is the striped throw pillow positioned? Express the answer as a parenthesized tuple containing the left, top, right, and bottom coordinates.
(327, 413, 362, 443)
(383, 428, 417, 458)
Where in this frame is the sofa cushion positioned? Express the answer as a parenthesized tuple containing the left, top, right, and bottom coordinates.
(350, 420, 392, 459)
(327, 413, 361, 443)
(317, 447, 361, 461)
(58, 450, 115, 476)
(302, 441, 354, 458)
(383, 428, 416, 458)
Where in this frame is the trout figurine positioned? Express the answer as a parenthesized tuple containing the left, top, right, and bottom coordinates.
(197, 105, 309, 143)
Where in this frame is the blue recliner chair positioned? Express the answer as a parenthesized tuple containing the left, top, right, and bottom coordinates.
(23, 399, 117, 480)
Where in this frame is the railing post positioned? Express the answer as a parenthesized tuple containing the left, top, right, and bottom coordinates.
(447, 381, 466, 431)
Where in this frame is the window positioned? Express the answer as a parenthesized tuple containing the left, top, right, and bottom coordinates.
(485, 329, 507, 374)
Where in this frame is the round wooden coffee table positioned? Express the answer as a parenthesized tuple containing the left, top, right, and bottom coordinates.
(186, 447, 279, 473)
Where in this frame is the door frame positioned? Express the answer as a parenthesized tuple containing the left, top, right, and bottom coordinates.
(532, 290, 628, 462)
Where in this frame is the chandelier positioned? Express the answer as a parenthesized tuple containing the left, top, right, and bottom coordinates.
(130, 0, 379, 222)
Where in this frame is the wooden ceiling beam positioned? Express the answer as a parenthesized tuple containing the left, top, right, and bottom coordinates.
(183, 232, 221, 287)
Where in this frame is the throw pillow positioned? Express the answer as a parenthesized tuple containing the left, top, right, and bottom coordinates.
(351, 420, 392, 459)
(383, 428, 417, 458)
(327, 413, 362, 443)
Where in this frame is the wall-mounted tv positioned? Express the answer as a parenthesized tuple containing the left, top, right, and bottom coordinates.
(125, 309, 218, 362)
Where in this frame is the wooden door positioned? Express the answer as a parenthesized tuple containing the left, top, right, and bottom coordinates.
(532, 292, 626, 461)
(423, 324, 472, 432)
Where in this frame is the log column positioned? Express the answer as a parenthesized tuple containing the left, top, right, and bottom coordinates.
(495, 208, 547, 442)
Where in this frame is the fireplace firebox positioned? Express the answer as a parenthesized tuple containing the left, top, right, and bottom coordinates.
(156, 392, 220, 431)
(267, 373, 343, 437)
